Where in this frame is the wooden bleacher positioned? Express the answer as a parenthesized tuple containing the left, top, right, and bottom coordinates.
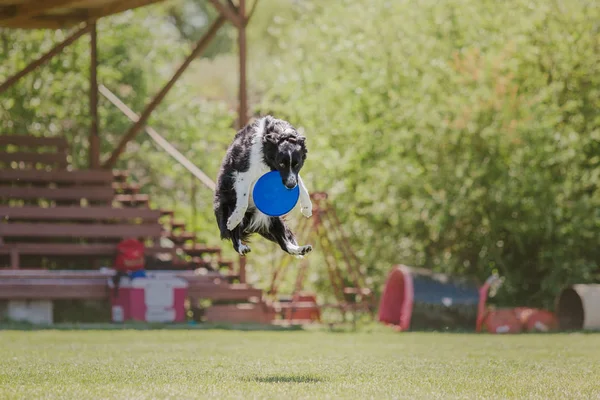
(0, 135, 273, 324)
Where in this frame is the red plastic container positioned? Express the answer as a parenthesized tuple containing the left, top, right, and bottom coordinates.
(109, 274, 188, 323)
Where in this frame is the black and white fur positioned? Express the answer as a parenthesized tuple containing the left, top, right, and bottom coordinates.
(214, 116, 313, 257)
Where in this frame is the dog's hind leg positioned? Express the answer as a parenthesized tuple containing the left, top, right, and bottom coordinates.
(259, 217, 312, 258)
(226, 172, 251, 231)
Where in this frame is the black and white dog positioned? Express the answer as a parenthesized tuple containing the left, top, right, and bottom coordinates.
(214, 116, 313, 257)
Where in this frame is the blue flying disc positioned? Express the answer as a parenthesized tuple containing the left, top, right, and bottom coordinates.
(253, 171, 300, 217)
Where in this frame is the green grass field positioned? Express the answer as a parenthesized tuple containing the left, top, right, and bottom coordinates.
(1, 326, 599, 399)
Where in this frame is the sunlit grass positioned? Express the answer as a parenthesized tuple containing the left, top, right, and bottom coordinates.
(1, 327, 599, 399)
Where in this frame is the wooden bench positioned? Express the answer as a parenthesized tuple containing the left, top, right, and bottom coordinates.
(0, 135, 69, 170)
(0, 270, 261, 301)
(0, 168, 116, 206)
(0, 204, 166, 268)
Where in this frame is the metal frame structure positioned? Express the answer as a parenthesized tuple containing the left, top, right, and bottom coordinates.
(268, 192, 374, 319)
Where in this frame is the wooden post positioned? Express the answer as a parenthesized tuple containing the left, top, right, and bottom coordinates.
(207, 0, 242, 28)
(89, 23, 100, 169)
(102, 16, 226, 169)
(0, 24, 92, 95)
(237, 0, 248, 129)
(236, 0, 249, 284)
(191, 174, 197, 232)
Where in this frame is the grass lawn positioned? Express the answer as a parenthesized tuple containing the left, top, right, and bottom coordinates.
(1, 326, 599, 399)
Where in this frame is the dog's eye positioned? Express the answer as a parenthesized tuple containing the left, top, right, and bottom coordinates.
(292, 162, 299, 169)
(279, 162, 285, 168)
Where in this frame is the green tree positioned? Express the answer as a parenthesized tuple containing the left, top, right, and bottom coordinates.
(257, 0, 600, 306)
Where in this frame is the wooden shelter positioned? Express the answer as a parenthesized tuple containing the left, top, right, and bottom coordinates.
(0, 0, 271, 325)
(0, 0, 254, 167)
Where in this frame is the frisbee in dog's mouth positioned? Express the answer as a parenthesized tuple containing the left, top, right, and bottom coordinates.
(253, 171, 300, 217)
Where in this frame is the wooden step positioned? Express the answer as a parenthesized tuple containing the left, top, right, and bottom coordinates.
(112, 170, 129, 182)
(0, 135, 68, 148)
(204, 303, 275, 324)
(114, 194, 149, 207)
(0, 186, 113, 201)
(182, 244, 222, 256)
(187, 282, 262, 301)
(0, 205, 161, 222)
(160, 209, 174, 217)
(0, 152, 67, 168)
(112, 182, 141, 194)
(164, 231, 196, 244)
(0, 169, 113, 184)
(171, 221, 186, 231)
(0, 222, 162, 239)
(0, 278, 107, 300)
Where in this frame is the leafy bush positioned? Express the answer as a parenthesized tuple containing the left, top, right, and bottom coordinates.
(257, 0, 600, 306)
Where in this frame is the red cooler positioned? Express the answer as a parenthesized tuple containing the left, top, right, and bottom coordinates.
(109, 274, 188, 323)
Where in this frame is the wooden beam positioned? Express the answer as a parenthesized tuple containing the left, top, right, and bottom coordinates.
(0, 222, 163, 239)
(0, 135, 68, 148)
(102, 15, 226, 169)
(98, 84, 217, 191)
(0, 24, 91, 95)
(89, 22, 100, 169)
(0, 0, 165, 29)
(0, 0, 88, 26)
(236, 0, 249, 280)
(246, 0, 260, 23)
(237, 0, 248, 128)
(207, 0, 241, 28)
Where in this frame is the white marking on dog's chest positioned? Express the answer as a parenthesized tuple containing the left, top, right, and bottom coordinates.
(234, 117, 272, 232)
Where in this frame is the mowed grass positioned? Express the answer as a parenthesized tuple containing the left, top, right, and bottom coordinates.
(1, 327, 599, 399)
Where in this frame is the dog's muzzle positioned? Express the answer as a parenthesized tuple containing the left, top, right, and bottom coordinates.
(283, 179, 297, 190)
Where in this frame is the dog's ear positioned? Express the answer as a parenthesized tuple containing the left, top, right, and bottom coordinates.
(263, 115, 276, 134)
(263, 131, 278, 145)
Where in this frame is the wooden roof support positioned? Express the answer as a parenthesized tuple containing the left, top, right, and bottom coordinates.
(237, 0, 248, 128)
(0, 0, 88, 27)
(0, 23, 92, 95)
(207, 0, 241, 28)
(89, 22, 100, 169)
(102, 15, 227, 169)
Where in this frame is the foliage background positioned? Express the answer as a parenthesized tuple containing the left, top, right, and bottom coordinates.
(1, 0, 598, 307)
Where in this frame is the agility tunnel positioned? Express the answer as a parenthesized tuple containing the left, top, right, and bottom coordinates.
(378, 265, 558, 333)
(556, 284, 600, 330)
(378, 265, 480, 331)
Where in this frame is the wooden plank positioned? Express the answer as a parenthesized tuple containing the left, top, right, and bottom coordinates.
(0, 0, 165, 29)
(0, 279, 108, 300)
(0, 222, 163, 238)
(0, 152, 67, 166)
(0, 270, 112, 279)
(0, 135, 68, 148)
(0, 269, 225, 280)
(0, 243, 175, 256)
(0, 186, 113, 201)
(114, 194, 149, 203)
(0, 0, 91, 26)
(0, 169, 113, 184)
(0, 206, 161, 221)
(187, 282, 262, 300)
(207, 0, 242, 28)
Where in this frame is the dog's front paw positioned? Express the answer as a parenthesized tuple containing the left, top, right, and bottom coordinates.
(227, 209, 245, 231)
(238, 244, 251, 256)
(301, 203, 313, 218)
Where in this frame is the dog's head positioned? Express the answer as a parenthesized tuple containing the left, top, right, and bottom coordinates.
(261, 116, 307, 189)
